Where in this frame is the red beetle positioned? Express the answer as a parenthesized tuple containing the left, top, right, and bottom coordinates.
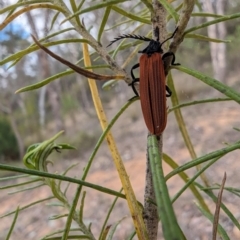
(108, 27, 179, 135)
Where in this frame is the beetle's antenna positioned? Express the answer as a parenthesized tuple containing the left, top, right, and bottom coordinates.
(160, 27, 178, 47)
(107, 34, 152, 47)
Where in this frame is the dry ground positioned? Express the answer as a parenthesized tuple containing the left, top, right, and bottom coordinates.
(1, 89, 240, 240)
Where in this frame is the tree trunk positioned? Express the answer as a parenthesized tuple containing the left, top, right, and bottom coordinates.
(202, 0, 227, 82)
(26, 11, 65, 131)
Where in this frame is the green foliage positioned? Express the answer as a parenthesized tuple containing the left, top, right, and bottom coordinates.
(0, 117, 19, 160)
(1, 0, 240, 240)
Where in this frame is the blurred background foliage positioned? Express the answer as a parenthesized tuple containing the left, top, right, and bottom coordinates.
(0, 0, 240, 162)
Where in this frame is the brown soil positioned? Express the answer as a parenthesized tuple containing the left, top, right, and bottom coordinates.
(1, 91, 240, 240)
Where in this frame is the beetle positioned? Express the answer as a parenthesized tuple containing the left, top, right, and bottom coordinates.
(107, 27, 179, 135)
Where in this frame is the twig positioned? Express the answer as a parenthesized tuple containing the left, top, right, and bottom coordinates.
(212, 172, 227, 240)
(51, 0, 131, 84)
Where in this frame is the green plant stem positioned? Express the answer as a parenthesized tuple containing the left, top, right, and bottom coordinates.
(0, 163, 126, 199)
(166, 141, 240, 180)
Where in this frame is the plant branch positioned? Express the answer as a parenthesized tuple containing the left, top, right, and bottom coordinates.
(169, 0, 195, 53)
(51, 0, 131, 84)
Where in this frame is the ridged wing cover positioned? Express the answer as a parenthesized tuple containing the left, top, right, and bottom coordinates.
(139, 53, 167, 135)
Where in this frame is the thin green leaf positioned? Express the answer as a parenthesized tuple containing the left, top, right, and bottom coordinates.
(61, 0, 127, 24)
(98, 6, 112, 42)
(16, 69, 74, 93)
(0, 39, 88, 66)
(105, 3, 146, 31)
(167, 2, 182, 21)
(58, 163, 79, 192)
(111, 6, 151, 24)
(168, 97, 231, 113)
(148, 135, 183, 239)
(233, 127, 240, 132)
(185, 12, 240, 35)
(0, 163, 126, 200)
(66, 98, 140, 235)
(46, 202, 65, 207)
(15, 54, 108, 94)
(8, 183, 45, 195)
(167, 72, 198, 166)
(140, 0, 153, 12)
(185, 33, 231, 43)
(70, 0, 81, 27)
(6, 207, 19, 240)
(163, 153, 211, 213)
(195, 202, 230, 240)
(195, 0, 202, 10)
(63, 187, 91, 239)
(77, 0, 85, 10)
(0, 0, 51, 15)
(105, 217, 127, 240)
(165, 141, 240, 180)
(158, 0, 179, 22)
(43, 235, 91, 239)
(41, 27, 76, 41)
(4, 0, 23, 19)
(50, 12, 60, 30)
(49, 213, 68, 220)
(224, 186, 240, 193)
(99, 188, 123, 240)
(63, 181, 71, 195)
(81, 97, 138, 182)
(171, 156, 222, 203)
(102, 80, 118, 90)
(79, 191, 86, 222)
(172, 65, 240, 104)
(0, 4, 66, 31)
(191, 12, 223, 18)
(0, 178, 42, 190)
(0, 174, 28, 181)
(105, 19, 134, 31)
(101, 225, 111, 240)
(85, 64, 110, 69)
(127, 231, 136, 240)
(41, 228, 82, 240)
(0, 196, 54, 218)
(7, 27, 76, 69)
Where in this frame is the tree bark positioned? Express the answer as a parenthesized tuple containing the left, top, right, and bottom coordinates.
(202, 0, 227, 82)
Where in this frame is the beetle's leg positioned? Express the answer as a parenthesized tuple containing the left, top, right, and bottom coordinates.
(166, 85, 172, 97)
(130, 63, 140, 96)
(131, 78, 140, 96)
(130, 63, 140, 79)
(162, 52, 180, 66)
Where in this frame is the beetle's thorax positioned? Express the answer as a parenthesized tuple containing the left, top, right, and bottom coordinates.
(138, 40, 164, 55)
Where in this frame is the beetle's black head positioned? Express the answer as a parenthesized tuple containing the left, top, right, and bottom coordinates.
(138, 27, 178, 56)
(138, 40, 163, 55)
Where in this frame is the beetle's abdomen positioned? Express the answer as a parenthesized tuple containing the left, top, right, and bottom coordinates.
(139, 53, 167, 135)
